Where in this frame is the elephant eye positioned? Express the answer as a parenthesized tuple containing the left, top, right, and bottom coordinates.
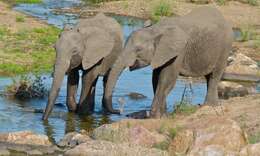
(136, 46, 142, 52)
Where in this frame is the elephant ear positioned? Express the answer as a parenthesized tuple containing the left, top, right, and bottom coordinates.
(79, 27, 114, 70)
(151, 26, 188, 69)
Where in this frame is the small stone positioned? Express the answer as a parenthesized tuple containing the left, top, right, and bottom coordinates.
(27, 150, 43, 155)
(127, 92, 147, 100)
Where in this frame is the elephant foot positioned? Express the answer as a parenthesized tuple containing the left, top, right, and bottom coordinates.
(150, 110, 162, 119)
(66, 98, 77, 112)
(103, 108, 120, 114)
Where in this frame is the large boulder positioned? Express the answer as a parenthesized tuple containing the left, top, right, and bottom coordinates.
(65, 140, 168, 156)
(92, 123, 166, 148)
(0, 131, 51, 146)
(168, 116, 248, 155)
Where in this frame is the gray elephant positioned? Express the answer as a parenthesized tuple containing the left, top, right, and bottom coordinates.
(103, 6, 233, 118)
(42, 13, 123, 120)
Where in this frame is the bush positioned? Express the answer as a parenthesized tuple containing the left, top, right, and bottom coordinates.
(5, 74, 48, 99)
(151, 0, 173, 22)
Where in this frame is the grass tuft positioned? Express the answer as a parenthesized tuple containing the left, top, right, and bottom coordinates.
(151, 0, 173, 22)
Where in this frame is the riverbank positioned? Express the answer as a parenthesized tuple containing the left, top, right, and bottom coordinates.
(1, 93, 260, 155)
(0, 1, 59, 75)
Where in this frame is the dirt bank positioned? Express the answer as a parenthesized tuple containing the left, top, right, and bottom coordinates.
(0, 1, 59, 75)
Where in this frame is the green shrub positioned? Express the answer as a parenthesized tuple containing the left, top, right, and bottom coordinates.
(247, 0, 258, 6)
(5, 74, 48, 99)
(151, 0, 173, 22)
(168, 128, 177, 139)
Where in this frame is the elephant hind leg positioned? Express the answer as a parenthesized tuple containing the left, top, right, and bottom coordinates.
(204, 70, 223, 106)
(66, 68, 79, 112)
(151, 59, 180, 118)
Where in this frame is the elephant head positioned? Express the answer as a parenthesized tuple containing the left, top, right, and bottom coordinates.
(42, 25, 115, 120)
(103, 25, 188, 113)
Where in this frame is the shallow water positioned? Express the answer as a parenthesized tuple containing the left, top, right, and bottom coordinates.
(0, 0, 252, 143)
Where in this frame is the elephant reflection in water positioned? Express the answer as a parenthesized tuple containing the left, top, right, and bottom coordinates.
(103, 6, 233, 118)
(42, 13, 123, 120)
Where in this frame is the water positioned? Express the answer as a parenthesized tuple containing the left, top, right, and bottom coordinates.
(0, 0, 210, 142)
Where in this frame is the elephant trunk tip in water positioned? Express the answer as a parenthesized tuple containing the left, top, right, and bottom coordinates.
(42, 13, 124, 120)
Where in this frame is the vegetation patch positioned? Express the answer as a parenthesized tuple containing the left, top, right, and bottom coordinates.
(1, 0, 42, 5)
(248, 132, 260, 144)
(0, 26, 60, 76)
(5, 74, 48, 99)
(151, 0, 173, 22)
(153, 140, 170, 151)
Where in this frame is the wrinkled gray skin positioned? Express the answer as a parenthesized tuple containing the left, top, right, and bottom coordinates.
(104, 6, 233, 118)
(42, 13, 123, 120)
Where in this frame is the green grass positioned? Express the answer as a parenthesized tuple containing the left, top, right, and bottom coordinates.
(153, 141, 170, 151)
(16, 15, 25, 22)
(151, 0, 173, 22)
(247, 0, 259, 6)
(216, 0, 226, 5)
(168, 128, 177, 139)
(172, 101, 197, 116)
(0, 26, 60, 76)
(248, 132, 260, 144)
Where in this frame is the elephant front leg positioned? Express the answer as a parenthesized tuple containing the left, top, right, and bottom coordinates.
(151, 60, 180, 118)
(78, 69, 99, 114)
(66, 68, 79, 112)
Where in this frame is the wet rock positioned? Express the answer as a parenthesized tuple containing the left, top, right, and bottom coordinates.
(169, 129, 194, 155)
(218, 81, 254, 99)
(57, 132, 91, 148)
(126, 110, 150, 119)
(127, 92, 147, 100)
(143, 19, 152, 27)
(240, 143, 260, 156)
(65, 140, 168, 156)
(93, 124, 166, 148)
(0, 148, 10, 156)
(0, 131, 51, 146)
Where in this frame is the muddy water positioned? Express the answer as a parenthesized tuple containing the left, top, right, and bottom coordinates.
(0, 0, 248, 143)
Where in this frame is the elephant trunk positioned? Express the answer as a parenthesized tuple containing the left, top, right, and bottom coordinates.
(42, 60, 69, 120)
(103, 58, 126, 113)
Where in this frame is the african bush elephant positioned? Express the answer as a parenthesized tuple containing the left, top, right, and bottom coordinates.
(42, 13, 123, 120)
(103, 6, 233, 118)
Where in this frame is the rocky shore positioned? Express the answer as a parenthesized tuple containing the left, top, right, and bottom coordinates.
(1, 93, 260, 155)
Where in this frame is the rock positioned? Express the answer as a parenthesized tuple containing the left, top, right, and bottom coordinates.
(0, 148, 10, 156)
(218, 81, 254, 99)
(65, 140, 168, 156)
(93, 124, 166, 148)
(240, 143, 260, 156)
(224, 53, 259, 78)
(127, 92, 147, 100)
(169, 129, 194, 155)
(57, 132, 91, 148)
(188, 117, 247, 154)
(144, 19, 152, 27)
(126, 110, 150, 119)
(188, 145, 238, 156)
(0, 131, 52, 146)
(26, 150, 43, 155)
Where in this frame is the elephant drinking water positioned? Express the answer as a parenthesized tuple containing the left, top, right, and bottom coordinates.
(103, 6, 233, 118)
(42, 13, 123, 120)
